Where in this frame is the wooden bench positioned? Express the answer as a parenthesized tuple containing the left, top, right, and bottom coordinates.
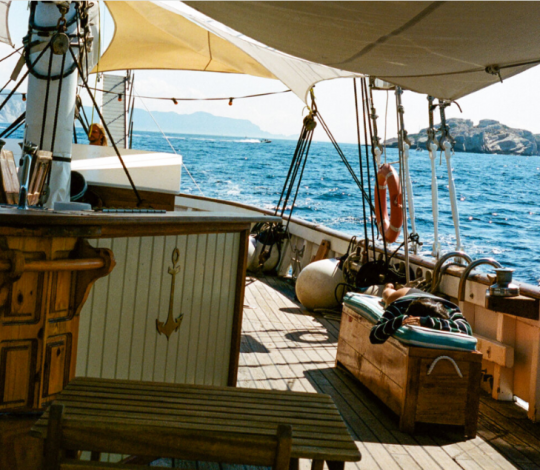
(33, 377, 360, 470)
(336, 304, 483, 437)
(43, 403, 292, 470)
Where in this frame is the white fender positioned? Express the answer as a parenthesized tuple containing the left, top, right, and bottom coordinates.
(247, 236, 257, 270)
(248, 240, 280, 273)
(296, 258, 345, 310)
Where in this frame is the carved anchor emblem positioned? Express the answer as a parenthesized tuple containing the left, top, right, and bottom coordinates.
(156, 248, 184, 340)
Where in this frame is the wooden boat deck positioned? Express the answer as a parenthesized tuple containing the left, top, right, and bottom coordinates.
(238, 274, 540, 470)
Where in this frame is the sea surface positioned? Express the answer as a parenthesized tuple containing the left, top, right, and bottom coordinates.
(3, 125, 540, 285)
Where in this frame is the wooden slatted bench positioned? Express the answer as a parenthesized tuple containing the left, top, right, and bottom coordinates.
(32, 377, 361, 470)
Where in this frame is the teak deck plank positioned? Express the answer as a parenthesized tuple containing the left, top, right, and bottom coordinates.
(238, 274, 540, 470)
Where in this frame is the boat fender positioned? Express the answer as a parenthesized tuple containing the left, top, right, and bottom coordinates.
(374, 164, 403, 243)
(296, 258, 345, 310)
(247, 236, 258, 270)
(248, 239, 280, 273)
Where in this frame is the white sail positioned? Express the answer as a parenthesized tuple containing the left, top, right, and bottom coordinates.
(185, 1, 540, 100)
(0, 1, 12, 46)
(97, 1, 363, 104)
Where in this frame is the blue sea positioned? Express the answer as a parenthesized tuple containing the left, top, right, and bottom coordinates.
(3, 125, 540, 285)
(131, 131, 540, 286)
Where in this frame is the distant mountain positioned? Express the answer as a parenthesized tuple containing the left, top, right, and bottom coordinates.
(129, 109, 294, 139)
(384, 118, 540, 156)
(0, 93, 293, 140)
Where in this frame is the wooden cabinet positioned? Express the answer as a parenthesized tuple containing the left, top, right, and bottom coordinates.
(0, 237, 113, 411)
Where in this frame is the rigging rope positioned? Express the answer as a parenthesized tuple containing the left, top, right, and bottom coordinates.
(134, 89, 205, 197)
(70, 46, 143, 205)
(0, 112, 25, 139)
(353, 79, 369, 254)
(360, 79, 378, 264)
(0, 40, 52, 115)
(363, 78, 389, 266)
(395, 87, 411, 283)
(315, 111, 376, 214)
(0, 45, 24, 64)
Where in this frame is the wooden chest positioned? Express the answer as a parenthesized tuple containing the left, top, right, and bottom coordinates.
(336, 304, 483, 437)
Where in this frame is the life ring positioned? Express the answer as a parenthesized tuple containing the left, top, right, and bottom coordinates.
(374, 164, 403, 243)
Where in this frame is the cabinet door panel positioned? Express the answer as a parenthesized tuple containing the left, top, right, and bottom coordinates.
(41, 334, 72, 400)
(0, 339, 37, 409)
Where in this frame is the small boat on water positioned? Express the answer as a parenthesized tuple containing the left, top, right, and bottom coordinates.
(1, 2, 540, 469)
(260, 139, 272, 143)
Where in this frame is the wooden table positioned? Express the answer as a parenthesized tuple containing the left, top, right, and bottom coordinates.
(31, 377, 361, 469)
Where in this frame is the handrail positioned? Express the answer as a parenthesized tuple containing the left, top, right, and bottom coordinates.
(0, 258, 105, 272)
(457, 258, 502, 302)
(430, 251, 472, 293)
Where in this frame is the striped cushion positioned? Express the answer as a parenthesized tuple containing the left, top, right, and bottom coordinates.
(343, 293, 477, 352)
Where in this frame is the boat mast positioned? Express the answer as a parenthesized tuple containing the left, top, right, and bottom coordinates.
(24, 1, 96, 207)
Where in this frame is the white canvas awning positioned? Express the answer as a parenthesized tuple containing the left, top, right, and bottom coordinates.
(0, 1, 12, 46)
(185, 1, 540, 101)
(97, 1, 363, 104)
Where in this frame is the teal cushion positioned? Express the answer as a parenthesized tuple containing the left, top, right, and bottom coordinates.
(343, 293, 477, 352)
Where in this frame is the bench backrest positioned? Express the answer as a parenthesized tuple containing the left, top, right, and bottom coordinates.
(43, 404, 292, 470)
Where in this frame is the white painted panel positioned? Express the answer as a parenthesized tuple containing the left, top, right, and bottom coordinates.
(128, 237, 153, 380)
(77, 233, 240, 386)
(185, 234, 208, 384)
(204, 234, 227, 383)
(214, 232, 239, 385)
(196, 233, 217, 384)
(143, 236, 165, 382)
(83, 238, 112, 378)
(101, 238, 128, 378)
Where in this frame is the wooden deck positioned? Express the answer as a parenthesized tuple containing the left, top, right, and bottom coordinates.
(239, 274, 540, 470)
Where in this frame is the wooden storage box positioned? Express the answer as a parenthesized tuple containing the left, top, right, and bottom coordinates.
(336, 304, 483, 437)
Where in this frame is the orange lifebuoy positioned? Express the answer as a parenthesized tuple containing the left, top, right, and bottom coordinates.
(374, 164, 403, 243)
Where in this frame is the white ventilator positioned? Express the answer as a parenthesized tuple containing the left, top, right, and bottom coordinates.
(428, 142, 441, 257)
(402, 140, 417, 254)
(443, 140, 463, 252)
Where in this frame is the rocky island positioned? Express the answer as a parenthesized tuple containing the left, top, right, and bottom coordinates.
(384, 118, 540, 156)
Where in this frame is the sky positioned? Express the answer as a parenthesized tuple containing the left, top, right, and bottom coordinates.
(3, 1, 540, 143)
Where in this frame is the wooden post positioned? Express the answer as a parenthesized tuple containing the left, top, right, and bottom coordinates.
(528, 327, 540, 422)
(492, 313, 516, 401)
